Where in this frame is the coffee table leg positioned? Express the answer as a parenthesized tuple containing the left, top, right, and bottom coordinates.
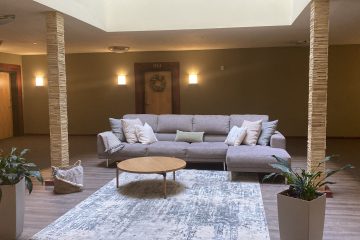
(173, 171, 176, 181)
(162, 173, 167, 199)
(116, 167, 119, 188)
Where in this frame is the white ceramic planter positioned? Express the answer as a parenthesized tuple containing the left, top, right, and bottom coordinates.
(0, 178, 25, 240)
(277, 190, 326, 240)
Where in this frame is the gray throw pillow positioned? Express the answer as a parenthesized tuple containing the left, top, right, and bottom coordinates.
(175, 130, 204, 143)
(257, 120, 278, 146)
(109, 118, 125, 141)
(104, 132, 125, 154)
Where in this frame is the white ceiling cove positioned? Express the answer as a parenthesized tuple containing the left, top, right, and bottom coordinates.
(0, 0, 359, 55)
(34, 0, 310, 31)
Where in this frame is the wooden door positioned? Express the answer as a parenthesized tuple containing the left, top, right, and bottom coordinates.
(0, 72, 13, 139)
(144, 71, 172, 114)
(134, 62, 180, 114)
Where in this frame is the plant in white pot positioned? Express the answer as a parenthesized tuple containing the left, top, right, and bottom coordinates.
(0, 148, 43, 239)
(263, 155, 353, 240)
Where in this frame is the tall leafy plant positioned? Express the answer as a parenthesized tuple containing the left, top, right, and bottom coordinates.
(0, 148, 43, 201)
(263, 155, 353, 201)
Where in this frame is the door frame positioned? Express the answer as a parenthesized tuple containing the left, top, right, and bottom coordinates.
(0, 63, 24, 136)
(134, 62, 180, 114)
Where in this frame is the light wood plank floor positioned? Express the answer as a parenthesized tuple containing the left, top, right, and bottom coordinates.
(0, 136, 359, 240)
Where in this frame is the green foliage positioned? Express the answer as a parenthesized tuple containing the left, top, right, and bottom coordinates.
(263, 155, 353, 201)
(0, 148, 43, 201)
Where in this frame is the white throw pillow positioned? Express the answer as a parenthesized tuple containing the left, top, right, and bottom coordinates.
(135, 123, 158, 144)
(241, 120, 262, 146)
(225, 126, 247, 146)
(233, 126, 247, 146)
(121, 118, 142, 144)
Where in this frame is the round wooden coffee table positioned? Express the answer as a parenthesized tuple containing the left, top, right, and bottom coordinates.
(116, 156, 186, 199)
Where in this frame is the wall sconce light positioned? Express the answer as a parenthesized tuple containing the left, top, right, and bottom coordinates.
(189, 74, 198, 84)
(117, 75, 126, 85)
(35, 76, 44, 86)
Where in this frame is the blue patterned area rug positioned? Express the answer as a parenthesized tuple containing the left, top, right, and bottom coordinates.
(31, 170, 270, 240)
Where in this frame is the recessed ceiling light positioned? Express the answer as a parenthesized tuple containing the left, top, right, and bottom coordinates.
(33, 42, 38, 45)
(108, 46, 130, 53)
(0, 14, 15, 25)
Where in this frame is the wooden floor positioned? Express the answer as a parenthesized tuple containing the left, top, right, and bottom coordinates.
(0, 136, 359, 240)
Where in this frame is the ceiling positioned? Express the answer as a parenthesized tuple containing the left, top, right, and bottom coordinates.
(0, 0, 359, 55)
(34, 0, 309, 31)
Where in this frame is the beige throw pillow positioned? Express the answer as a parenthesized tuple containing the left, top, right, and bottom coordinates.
(121, 118, 142, 144)
(241, 120, 262, 146)
(135, 123, 158, 144)
(225, 126, 247, 146)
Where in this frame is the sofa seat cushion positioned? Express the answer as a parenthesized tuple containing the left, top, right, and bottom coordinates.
(226, 146, 291, 172)
(187, 142, 228, 159)
(111, 143, 148, 158)
(147, 141, 190, 157)
(155, 133, 176, 141)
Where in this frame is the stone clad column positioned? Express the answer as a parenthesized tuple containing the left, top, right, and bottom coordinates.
(307, 0, 330, 174)
(46, 12, 69, 167)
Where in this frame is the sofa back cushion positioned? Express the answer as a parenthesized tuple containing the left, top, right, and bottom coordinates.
(121, 114, 269, 142)
(203, 134, 227, 142)
(155, 133, 176, 141)
(157, 114, 193, 133)
(123, 114, 158, 131)
(230, 114, 269, 128)
(193, 115, 229, 134)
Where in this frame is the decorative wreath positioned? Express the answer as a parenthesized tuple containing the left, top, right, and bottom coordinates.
(150, 73, 166, 92)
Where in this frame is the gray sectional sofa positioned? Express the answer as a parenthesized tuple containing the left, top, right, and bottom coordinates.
(97, 114, 291, 174)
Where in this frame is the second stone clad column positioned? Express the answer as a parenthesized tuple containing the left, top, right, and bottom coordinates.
(46, 12, 69, 167)
(307, 0, 330, 176)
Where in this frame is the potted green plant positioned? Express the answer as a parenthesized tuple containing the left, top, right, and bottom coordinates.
(263, 155, 353, 240)
(0, 148, 43, 239)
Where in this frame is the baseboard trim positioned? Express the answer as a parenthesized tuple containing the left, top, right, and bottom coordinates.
(18, 134, 360, 139)
(24, 133, 98, 136)
(286, 136, 360, 139)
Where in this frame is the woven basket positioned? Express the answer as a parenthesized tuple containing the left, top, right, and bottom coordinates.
(52, 160, 84, 194)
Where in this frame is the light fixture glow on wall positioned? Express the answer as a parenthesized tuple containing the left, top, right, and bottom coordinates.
(189, 74, 198, 84)
(117, 75, 127, 85)
(35, 76, 44, 86)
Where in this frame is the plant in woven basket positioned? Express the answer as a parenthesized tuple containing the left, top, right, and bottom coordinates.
(263, 155, 353, 201)
(0, 148, 43, 201)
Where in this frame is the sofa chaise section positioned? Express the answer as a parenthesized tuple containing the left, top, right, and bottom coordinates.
(226, 145, 291, 173)
(225, 130, 289, 173)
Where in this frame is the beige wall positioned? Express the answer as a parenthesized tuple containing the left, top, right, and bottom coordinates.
(0, 52, 22, 65)
(22, 55, 48, 134)
(328, 45, 360, 137)
(21, 45, 360, 137)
